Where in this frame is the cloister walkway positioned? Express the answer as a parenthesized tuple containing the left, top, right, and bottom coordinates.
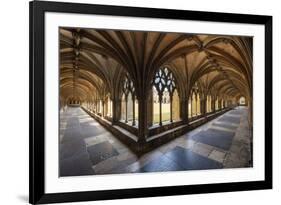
(60, 106, 251, 176)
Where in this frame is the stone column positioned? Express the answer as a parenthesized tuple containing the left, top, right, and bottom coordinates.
(125, 96, 128, 123)
(102, 100, 105, 117)
(211, 97, 215, 112)
(190, 97, 193, 117)
(195, 95, 198, 116)
(147, 89, 153, 127)
(180, 96, 188, 124)
(132, 95, 136, 126)
(159, 94, 163, 126)
(201, 98, 206, 116)
(170, 94, 173, 122)
(112, 98, 121, 124)
(137, 96, 148, 144)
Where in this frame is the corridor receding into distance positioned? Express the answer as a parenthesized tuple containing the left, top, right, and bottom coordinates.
(59, 27, 253, 176)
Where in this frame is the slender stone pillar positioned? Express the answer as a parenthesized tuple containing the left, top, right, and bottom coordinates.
(102, 100, 105, 117)
(147, 89, 153, 127)
(211, 97, 215, 112)
(132, 95, 136, 126)
(125, 96, 128, 123)
(170, 94, 173, 122)
(159, 94, 163, 126)
(195, 96, 198, 116)
(189, 98, 192, 118)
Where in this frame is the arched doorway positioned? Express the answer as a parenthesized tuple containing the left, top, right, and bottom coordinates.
(239, 96, 246, 105)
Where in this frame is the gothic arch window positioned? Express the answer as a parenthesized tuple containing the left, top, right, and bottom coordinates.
(120, 73, 137, 126)
(188, 82, 201, 118)
(152, 67, 179, 125)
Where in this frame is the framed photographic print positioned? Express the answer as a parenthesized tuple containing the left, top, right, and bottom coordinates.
(29, 0, 272, 204)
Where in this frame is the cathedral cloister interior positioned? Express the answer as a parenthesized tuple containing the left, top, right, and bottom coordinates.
(59, 28, 253, 176)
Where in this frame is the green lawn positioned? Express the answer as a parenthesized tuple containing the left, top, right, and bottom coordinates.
(153, 112, 170, 124)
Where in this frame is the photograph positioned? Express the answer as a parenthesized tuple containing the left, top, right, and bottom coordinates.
(29, 1, 272, 203)
(59, 27, 253, 177)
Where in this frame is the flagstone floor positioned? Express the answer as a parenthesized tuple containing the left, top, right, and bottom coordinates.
(59, 106, 252, 177)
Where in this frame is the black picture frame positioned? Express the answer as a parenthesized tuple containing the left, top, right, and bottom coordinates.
(29, 0, 272, 204)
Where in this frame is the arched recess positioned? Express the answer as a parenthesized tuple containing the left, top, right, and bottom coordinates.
(119, 72, 138, 126)
(238, 96, 247, 106)
(188, 81, 203, 118)
(151, 66, 180, 126)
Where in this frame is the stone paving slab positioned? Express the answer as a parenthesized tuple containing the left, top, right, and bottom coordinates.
(61, 127, 83, 142)
(60, 138, 87, 160)
(87, 141, 119, 165)
(136, 154, 183, 172)
(208, 149, 227, 163)
(228, 109, 244, 115)
(60, 152, 94, 176)
(164, 146, 222, 170)
(65, 117, 80, 129)
(192, 129, 235, 150)
(212, 122, 238, 130)
(81, 125, 105, 139)
(218, 116, 241, 124)
(97, 156, 137, 174)
(192, 142, 213, 157)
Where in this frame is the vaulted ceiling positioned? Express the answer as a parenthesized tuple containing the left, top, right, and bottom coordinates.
(59, 27, 252, 103)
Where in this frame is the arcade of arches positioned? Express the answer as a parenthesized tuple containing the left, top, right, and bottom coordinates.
(59, 28, 253, 176)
